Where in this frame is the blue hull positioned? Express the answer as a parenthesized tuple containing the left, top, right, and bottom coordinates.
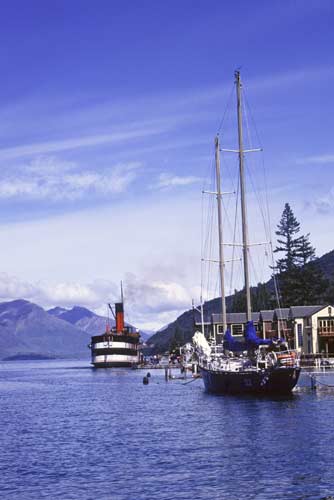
(200, 366, 301, 395)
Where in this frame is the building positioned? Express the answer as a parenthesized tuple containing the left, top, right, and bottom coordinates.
(196, 304, 334, 355)
(290, 305, 334, 355)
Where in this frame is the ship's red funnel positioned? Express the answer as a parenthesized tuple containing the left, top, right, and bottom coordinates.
(115, 302, 124, 333)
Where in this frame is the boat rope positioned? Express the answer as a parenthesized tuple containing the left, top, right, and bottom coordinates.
(314, 378, 334, 388)
(201, 160, 216, 302)
(182, 376, 201, 385)
(216, 81, 235, 135)
(243, 93, 283, 311)
(229, 174, 240, 298)
(305, 371, 334, 388)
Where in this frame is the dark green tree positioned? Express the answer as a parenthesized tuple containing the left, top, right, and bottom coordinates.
(253, 282, 275, 311)
(169, 325, 184, 353)
(273, 203, 303, 306)
(274, 203, 303, 273)
(230, 288, 246, 313)
(296, 234, 328, 304)
(274, 205, 327, 306)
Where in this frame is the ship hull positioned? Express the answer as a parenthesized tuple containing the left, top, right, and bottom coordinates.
(200, 365, 301, 395)
(90, 333, 140, 368)
(92, 361, 137, 368)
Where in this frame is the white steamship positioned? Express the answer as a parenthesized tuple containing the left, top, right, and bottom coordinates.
(90, 301, 140, 368)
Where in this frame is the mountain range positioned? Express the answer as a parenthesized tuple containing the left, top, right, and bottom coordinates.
(2, 249, 334, 360)
(0, 300, 149, 361)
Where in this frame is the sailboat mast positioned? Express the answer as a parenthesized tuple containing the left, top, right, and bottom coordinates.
(215, 136, 227, 332)
(235, 70, 252, 322)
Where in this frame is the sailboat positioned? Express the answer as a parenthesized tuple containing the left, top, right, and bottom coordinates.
(193, 71, 301, 395)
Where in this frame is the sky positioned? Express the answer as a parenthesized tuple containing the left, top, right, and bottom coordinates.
(0, 0, 333, 330)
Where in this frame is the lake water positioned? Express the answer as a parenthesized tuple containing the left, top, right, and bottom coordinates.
(1, 360, 334, 500)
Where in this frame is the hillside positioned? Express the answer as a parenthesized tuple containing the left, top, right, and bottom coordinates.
(146, 249, 334, 354)
(48, 305, 108, 336)
(48, 305, 151, 340)
(0, 300, 90, 360)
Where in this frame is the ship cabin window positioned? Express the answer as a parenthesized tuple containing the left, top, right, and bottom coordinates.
(218, 325, 225, 334)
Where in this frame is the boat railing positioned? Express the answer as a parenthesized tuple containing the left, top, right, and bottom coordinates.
(274, 349, 299, 367)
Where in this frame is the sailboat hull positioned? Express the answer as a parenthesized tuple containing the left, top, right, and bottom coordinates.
(200, 365, 301, 395)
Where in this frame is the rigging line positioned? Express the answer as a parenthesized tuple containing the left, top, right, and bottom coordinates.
(204, 166, 216, 302)
(244, 93, 273, 242)
(214, 268, 219, 303)
(230, 261, 244, 311)
(219, 152, 240, 238)
(243, 97, 271, 240)
(201, 153, 218, 306)
(243, 92, 270, 225)
(243, 92, 279, 310)
(245, 159, 271, 241)
(229, 173, 240, 296)
(269, 241, 283, 311)
(249, 252, 263, 291)
(221, 147, 238, 192)
(243, 88, 254, 153)
(200, 190, 205, 304)
(202, 160, 215, 258)
(206, 202, 215, 301)
(243, 92, 263, 149)
(216, 82, 235, 135)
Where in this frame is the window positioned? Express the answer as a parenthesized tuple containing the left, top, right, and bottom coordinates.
(232, 324, 243, 336)
(328, 307, 332, 317)
(297, 323, 303, 347)
(308, 339, 312, 353)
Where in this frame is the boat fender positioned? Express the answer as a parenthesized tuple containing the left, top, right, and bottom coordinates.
(143, 376, 149, 385)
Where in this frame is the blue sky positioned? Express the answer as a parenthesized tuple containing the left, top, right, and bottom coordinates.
(0, 1, 333, 329)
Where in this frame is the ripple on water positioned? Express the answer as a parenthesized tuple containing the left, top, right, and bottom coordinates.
(0, 361, 334, 500)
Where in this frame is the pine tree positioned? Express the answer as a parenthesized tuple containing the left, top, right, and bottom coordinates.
(274, 205, 328, 306)
(274, 203, 303, 306)
(296, 234, 315, 266)
(274, 203, 303, 273)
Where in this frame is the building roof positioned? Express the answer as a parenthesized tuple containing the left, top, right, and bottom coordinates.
(289, 305, 325, 319)
(260, 310, 275, 321)
(212, 312, 260, 324)
(274, 308, 290, 320)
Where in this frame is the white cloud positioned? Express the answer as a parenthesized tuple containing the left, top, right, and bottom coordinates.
(0, 271, 196, 331)
(297, 154, 334, 165)
(0, 126, 166, 161)
(248, 65, 334, 93)
(310, 187, 334, 214)
(0, 158, 142, 201)
(0, 273, 39, 300)
(154, 173, 202, 190)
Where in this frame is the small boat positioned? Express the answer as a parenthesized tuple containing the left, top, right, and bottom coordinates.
(90, 288, 140, 368)
(193, 71, 300, 395)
